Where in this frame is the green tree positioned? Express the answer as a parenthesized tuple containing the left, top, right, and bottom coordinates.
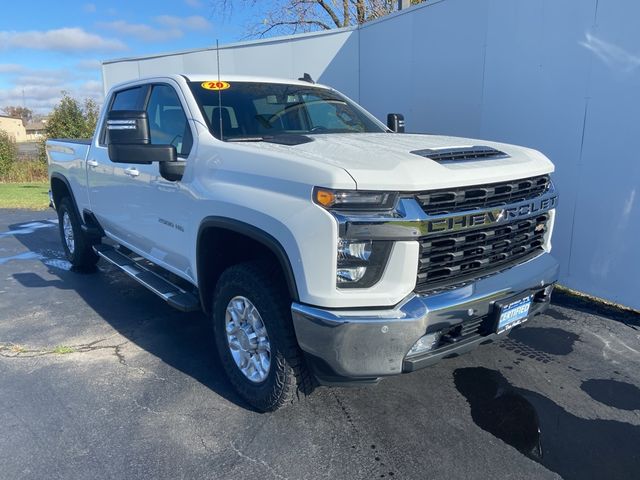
(38, 92, 100, 162)
(44, 92, 99, 140)
(0, 130, 18, 178)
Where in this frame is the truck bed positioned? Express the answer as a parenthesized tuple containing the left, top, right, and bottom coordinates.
(46, 138, 92, 163)
(47, 138, 94, 213)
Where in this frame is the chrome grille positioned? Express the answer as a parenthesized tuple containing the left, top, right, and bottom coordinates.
(416, 175, 551, 215)
(415, 214, 549, 293)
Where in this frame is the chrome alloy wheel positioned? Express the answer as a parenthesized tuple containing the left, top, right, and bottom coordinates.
(225, 296, 271, 383)
(62, 211, 75, 254)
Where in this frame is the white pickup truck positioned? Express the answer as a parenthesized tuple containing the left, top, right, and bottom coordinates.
(47, 74, 559, 411)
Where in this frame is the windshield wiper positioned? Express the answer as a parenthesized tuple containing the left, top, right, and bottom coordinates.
(225, 136, 266, 142)
(225, 134, 314, 146)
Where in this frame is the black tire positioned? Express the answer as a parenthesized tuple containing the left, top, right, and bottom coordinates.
(212, 261, 315, 412)
(57, 197, 99, 269)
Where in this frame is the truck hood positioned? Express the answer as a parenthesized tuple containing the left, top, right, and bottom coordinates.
(248, 133, 554, 191)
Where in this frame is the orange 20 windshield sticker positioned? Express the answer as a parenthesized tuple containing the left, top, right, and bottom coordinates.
(201, 81, 231, 91)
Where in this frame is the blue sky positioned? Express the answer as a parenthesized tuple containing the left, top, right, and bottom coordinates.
(0, 0, 258, 114)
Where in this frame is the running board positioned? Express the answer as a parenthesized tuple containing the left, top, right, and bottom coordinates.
(93, 244, 200, 312)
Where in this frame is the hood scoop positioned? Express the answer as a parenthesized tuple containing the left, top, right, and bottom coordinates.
(411, 146, 509, 162)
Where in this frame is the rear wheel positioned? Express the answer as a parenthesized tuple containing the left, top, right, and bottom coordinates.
(57, 197, 99, 269)
(212, 262, 314, 412)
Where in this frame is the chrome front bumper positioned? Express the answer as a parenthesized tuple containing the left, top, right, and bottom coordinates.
(291, 252, 559, 382)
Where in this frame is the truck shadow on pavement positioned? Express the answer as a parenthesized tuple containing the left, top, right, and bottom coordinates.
(455, 367, 640, 480)
(9, 218, 255, 411)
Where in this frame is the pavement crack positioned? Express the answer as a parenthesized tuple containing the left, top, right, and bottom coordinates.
(200, 436, 215, 455)
(113, 344, 128, 365)
(133, 398, 162, 415)
(0, 340, 128, 359)
(229, 441, 287, 480)
(0, 340, 176, 384)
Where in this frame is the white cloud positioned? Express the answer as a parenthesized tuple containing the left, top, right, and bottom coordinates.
(0, 65, 72, 80)
(0, 28, 126, 53)
(0, 65, 103, 114)
(98, 15, 211, 43)
(76, 59, 103, 71)
(0, 80, 104, 114)
(0, 64, 25, 74)
(155, 15, 211, 30)
(16, 74, 72, 86)
(98, 20, 182, 42)
(184, 0, 203, 7)
(83, 3, 97, 13)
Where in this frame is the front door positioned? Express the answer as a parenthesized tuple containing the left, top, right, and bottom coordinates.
(88, 82, 196, 281)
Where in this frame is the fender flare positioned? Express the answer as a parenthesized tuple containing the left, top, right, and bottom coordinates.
(50, 172, 82, 221)
(196, 216, 300, 303)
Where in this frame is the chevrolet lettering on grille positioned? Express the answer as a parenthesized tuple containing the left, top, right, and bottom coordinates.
(426, 195, 558, 234)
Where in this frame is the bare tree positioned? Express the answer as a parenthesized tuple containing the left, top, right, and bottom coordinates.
(216, 0, 425, 37)
(1, 106, 33, 124)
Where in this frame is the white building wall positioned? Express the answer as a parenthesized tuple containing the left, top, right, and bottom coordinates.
(102, 29, 360, 99)
(102, 0, 639, 309)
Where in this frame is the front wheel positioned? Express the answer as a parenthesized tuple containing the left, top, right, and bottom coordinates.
(212, 262, 314, 412)
(57, 197, 99, 269)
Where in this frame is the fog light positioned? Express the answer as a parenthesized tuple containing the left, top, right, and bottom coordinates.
(338, 240, 372, 261)
(407, 332, 441, 357)
(337, 266, 367, 283)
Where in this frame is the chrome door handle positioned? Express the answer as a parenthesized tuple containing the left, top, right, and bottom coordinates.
(87, 159, 99, 167)
(124, 167, 140, 177)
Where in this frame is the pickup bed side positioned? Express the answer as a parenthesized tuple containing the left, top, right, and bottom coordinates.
(47, 139, 92, 215)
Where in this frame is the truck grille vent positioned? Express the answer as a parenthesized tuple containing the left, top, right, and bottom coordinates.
(410, 146, 508, 162)
(415, 175, 550, 215)
(415, 214, 549, 293)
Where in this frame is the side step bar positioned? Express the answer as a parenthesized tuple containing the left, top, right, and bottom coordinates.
(93, 244, 200, 312)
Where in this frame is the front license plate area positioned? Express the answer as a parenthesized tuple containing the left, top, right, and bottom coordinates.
(494, 294, 533, 334)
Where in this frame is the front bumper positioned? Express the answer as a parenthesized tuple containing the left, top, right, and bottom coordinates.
(291, 252, 558, 382)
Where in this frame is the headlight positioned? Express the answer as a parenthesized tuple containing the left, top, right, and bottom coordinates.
(336, 239, 392, 288)
(313, 187, 398, 211)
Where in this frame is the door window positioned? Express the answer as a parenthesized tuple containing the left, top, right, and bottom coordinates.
(146, 85, 192, 157)
(111, 86, 147, 110)
(101, 85, 148, 145)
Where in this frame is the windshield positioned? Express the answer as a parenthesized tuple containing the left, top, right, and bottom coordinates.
(188, 81, 386, 141)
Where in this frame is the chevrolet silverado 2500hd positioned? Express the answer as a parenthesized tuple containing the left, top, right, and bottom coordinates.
(47, 74, 559, 411)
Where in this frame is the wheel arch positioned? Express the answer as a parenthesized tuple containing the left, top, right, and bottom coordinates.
(50, 173, 81, 220)
(196, 217, 300, 314)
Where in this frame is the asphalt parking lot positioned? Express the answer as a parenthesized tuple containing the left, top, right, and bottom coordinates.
(1, 208, 639, 480)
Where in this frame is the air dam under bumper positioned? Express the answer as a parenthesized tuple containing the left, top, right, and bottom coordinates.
(291, 253, 558, 381)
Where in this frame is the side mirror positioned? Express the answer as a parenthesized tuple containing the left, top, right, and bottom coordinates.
(106, 110, 177, 165)
(159, 161, 186, 182)
(387, 113, 405, 133)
